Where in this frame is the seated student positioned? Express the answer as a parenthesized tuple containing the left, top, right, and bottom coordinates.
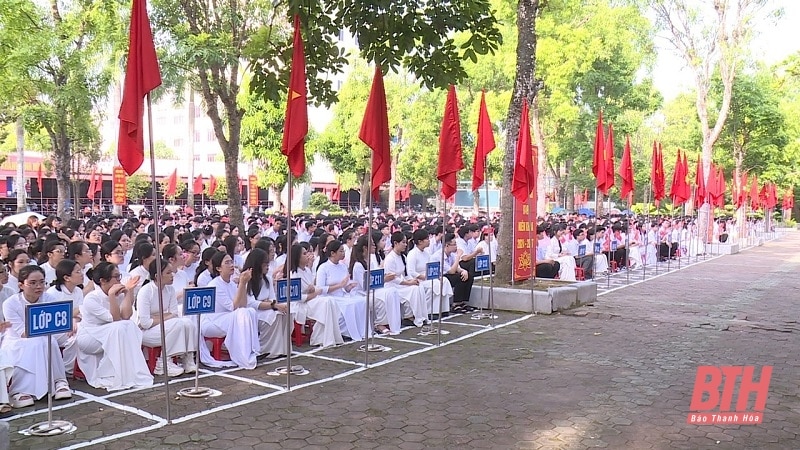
(241, 248, 290, 357)
(588, 228, 610, 274)
(194, 247, 218, 288)
(2, 266, 72, 408)
(6, 248, 31, 294)
(316, 240, 368, 341)
(473, 226, 497, 275)
(436, 233, 477, 312)
(40, 239, 67, 285)
(289, 242, 345, 347)
(607, 226, 629, 268)
(407, 229, 453, 316)
(383, 232, 430, 327)
(45, 260, 85, 376)
(136, 259, 198, 377)
(201, 252, 259, 369)
(565, 228, 594, 279)
(0, 320, 12, 412)
(76, 262, 152, 391)
(545, 224, 577, 281)
(348, 236, 398, 335)
(535, 226, 560, 279)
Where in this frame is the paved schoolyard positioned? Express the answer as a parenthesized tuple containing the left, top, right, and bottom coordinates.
(4, 232, 799, 449)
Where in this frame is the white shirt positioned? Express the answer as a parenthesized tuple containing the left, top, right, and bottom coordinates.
(3, 292, 57, 337)
(80, 289, 123, 327)
(315, 260, 350, 297)
(196, 269, 212, 288)
(406, 247, 430, 279)
(246, 276, 274, 308)
(207, 276, 239, 313)
(40, 262, 57, 285)
(383, 251, 412, 284)
(45, 284, 84, 310)
(136, 282, 178, 330)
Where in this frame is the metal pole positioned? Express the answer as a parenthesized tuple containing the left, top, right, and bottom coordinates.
(437, 196, 446, 346)
(47, 336, 53, 427)
(364, 180, 373, 365)
(285, 171, 293, 389)
(195, 314, 201, 391)
(146, 94, 171, 423)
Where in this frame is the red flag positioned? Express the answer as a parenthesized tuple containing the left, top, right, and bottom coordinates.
(281, 15, 308, 178)
(165, 169, 177, 197)
(694, 156, 706, 209)
(359, 66, 392, 201)
(715, 167, 726, 208)
(681, 152, 692, 204)
(749, 175, 760, 209)
(654, 143, 666, 204)
(471, 91, 496, 191)
(765, 183, 777, 209)
(735, 172, 747, 209)
(193, 174, 203, 194)
(36, 163, 43, 193)
(87, 169, 97, 200)
(512, 99, 537, 203)
(593, 111, 606, 193)
(603, 123, 615, 194)
(437, 85, 465, 199)
(332, 184, 341, 202)
(670, 150, 689, 206)
(208, 175, 218, 197)
(783, 187, 794, 210)
(117, 0, 162, 176)
(619, 135, 634, 201)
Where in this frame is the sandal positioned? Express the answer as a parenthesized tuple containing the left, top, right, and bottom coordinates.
(53, 379, 72, 400)
(375, 326, 391, 335)
(10, 393, 34, 409)
(0, 403, 11, 413)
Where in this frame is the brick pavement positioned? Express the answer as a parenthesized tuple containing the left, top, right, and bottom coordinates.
(4, 232, 800, 449)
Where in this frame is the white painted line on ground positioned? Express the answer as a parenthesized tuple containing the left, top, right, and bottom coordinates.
(71, 389, 167, 423)
(0, 397, 95, 421)
(60, 421, 167, 450)
(373, 335, 435, 346)
(437, 321, 491, 328)
(207, 371, 286, 391)
(171, 387, 288, 424)
(297, 352, 365, 366)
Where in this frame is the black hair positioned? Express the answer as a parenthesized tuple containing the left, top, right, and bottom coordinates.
(242, 248, 269, 299)
(129, 242, 156, 270)
(91, 261, 118, 285)
(195, 247, 219, 285)
(53, 259, 80, 291)
(348, 235, 369, 279)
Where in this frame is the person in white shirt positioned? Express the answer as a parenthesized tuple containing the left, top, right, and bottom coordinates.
(5, 249, 30, 294)
(202, 253, 259, 369)
(289, 243, 345, 347)
(348, 236, 398, 334)
(544, 225, 577, 281)
(564, 228, 594, 279)
(434, 233, 476, 313)
(316, 240, 368, 341)
(1, 266, 72, 408)
(180, 240, 201, 281)
(265, 218, 283, 241)
(40, 240, 67, 285)
(194, 247, 218, 288)
(407, 229, 453, 316)
(163, 243, 190, 302)
(474, 226, 497, 275)
(76, 262, 152, 391)
(45, 260, 85, 376)
(242, 248, 290, 357)
(136, 260, 198, 377)
(383, 233, 430, 327)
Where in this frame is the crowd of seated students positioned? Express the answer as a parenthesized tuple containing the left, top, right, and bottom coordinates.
(0, 209, 499, 412)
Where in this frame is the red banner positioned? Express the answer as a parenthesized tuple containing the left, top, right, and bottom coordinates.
(113, 166, 127, 205)
(248, 174, 259, 207)
(512, 191, 536, 281)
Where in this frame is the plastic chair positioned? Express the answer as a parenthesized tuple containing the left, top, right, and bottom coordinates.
(143, 346, 162, 374)
(205, 337, 229, 361)
(575, 267, 585, 281)
(292, 321, 315, 346)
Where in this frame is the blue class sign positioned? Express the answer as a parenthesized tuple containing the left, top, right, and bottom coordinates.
(277, 278, 302, 303)
(578, 245, 586, 256)
(426, 262, 441, 280)
(25, 301, 73, 337)
(368, 269, 384, 289)
(476, 255, 490, 272)
(184, 287, 216, 315)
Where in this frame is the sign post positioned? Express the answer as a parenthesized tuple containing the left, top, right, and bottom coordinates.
(359, 269, 387, 361)
(178, 286, 216, 398)
(472, 255, 497, 321)
(276, 278, 304, 381)
(24, 301, 74, 436)
(425, 262, 449, 345)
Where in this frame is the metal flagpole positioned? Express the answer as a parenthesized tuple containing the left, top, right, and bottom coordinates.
(526, 190, 533, 319)
(643, 185, 650, 281)
(593, 188, 599, 280)
(146, 94, 171, 423)
(485, 169, 496, 326)
(284, 171, 294, 390)
(438, 196, 447, 346)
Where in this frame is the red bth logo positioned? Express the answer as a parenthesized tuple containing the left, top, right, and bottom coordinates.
(687, 366, 772, 425)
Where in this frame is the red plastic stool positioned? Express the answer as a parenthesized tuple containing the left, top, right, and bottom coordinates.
(143, 346, 162, 374)
(73, 361, 85, 381)
(610, 261, 619, 273)
(205, 337, 230, 361)
(292, 321, 315, 346)
(575, 267, 585, 281)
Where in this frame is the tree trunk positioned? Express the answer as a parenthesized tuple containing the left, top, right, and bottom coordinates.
(496, 0, 539, 284)
(54, 132, 72, 219)
(388, 149, 398, 213)
(472, 189, 481, 215)
(360, 170, 370, 211)
(530, 93, 547, 217)
(15, 117, 26, 213)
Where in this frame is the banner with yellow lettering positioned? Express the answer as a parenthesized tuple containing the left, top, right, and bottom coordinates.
(512, 192, 536, 281)
(113, 166, 127, 205)
(248, 175, 259, 207)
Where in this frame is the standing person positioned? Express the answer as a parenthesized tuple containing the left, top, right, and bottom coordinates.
(76, 262, 152, 391)
(45, 260, 85, 376)
(137, 260, 198, 377)
(202, 253, 259, 369)
(2, 266, 72, 407)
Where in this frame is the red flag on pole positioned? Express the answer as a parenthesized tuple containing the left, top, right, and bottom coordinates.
(37, 163, 43, 193)
(359, 66, 392, 201)
(281, 15, 308, 178)
(715, 167, 726, 208)
(670, 150, 689, 206)
(208, 175, 218, 197)
(749, 175, 760, 210)
(165, 169, 177, 197)
(512, 99, 537, 203)
(619, 135, 634, 201)
(603, 123, 615, 194)
(437, 85, 465, 199)
(87, 169, 97, 200)
(593, 111, 606, 193)
(681, 152, 692, 204)
(735, 172, 747, 209)
(694, 156, 706, 209)
(117, 0, 162, 176)
(193, 174, 203, 194)
(651, 142, 665, 205)
(471, 90, 496, 192)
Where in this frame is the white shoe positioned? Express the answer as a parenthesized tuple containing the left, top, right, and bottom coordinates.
(182, 354, 198, 374)
(154, 358, 184, 377)
(53, 379, 72, 400)
(10, 393, 34, 408)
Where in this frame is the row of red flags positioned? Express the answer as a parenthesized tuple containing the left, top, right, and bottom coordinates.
(114, 2, 790, 212)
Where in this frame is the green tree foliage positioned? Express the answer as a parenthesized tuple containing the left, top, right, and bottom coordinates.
(126, 174, 152, 203)
(0, 0, 125, 218)
(207, 177, 229, 202)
